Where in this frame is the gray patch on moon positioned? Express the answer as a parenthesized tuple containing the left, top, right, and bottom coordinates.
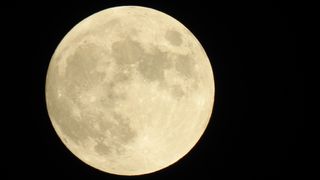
(63, 43, 106, 101)
(102, 18, 120, 31)
(112, 38, 143, 66)
(137, 48, 171, 83)
(111, 38, 173, 84)
(98, 81, 127, 110)
(64, 108, 105, 143)
(94, 141, 111, 155)
(112, 113, 137, 143)
(93, 112, 137, 156)
(165, 30, 182, 46)
(174, 54, 194, 78)
(113, 71, 131, 83)
(170, 84, 185, 99)
(51, 92, 137, 155)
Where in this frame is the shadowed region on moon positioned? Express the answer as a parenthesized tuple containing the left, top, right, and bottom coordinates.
(46, 6, 214, 176)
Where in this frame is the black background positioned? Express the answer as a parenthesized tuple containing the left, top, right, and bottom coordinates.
(3, 0, 304, 179)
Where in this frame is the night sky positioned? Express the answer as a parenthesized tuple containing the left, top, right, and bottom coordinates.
(3, 0, 304, 179)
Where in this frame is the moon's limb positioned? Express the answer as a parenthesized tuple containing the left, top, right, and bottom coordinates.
(46, 6, 214, 175)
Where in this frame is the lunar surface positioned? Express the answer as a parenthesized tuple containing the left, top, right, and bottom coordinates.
(45, 6, 214, 175)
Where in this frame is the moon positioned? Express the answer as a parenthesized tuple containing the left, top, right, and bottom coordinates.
(45, 6, 214, 175)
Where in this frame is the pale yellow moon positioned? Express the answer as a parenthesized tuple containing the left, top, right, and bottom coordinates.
(45, 6, 214, 175)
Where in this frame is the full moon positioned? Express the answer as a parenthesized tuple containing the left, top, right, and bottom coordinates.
(46, 6, 214, 175)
